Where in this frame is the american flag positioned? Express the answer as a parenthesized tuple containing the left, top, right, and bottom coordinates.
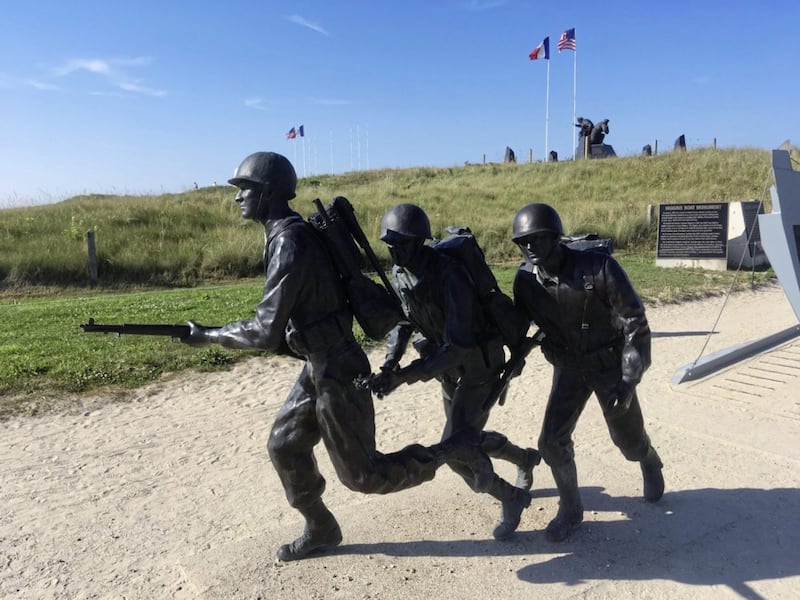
(558, 28, 576, 52)
(286, 127, 297, 140)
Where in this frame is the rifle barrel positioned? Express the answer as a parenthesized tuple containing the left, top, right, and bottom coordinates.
(80, 319, 190, 338)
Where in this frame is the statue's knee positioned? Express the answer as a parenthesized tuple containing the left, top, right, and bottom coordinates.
(480, 431, 508, 453)
(340, 470, 380, 494)
(538, 436, 570, 466)
(267, 429, 289, 462)
(619, 442, 649, 462)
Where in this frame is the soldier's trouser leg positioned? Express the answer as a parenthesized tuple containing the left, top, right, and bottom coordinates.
(538, 367, 591, 542)
(268, 365, 327, 513)
(640, 446, 664, 502)
(442, 379, 531, 539)
(482, 431, 542, 491)
(268, 366, 342, 561)
(316, 371, 445, 495)
(440, 378, 499, 492)
(487, 474, 533, 540)
(545, 460, 583, 542)
(599, 386, 664, 503)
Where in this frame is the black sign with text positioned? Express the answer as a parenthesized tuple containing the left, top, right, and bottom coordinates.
(657, 203, 728, 259)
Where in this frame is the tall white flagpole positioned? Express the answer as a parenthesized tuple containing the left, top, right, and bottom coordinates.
(572, 46, 577, 159)
(545, 58, 550, 162)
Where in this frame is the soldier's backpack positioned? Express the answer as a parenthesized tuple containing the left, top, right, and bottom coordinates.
(307, 196, 404, 340)
(430, 227, 529, 348)
(563, 232, 614, 255)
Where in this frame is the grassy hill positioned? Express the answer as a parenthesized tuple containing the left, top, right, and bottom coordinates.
(0, 147, 781, 291)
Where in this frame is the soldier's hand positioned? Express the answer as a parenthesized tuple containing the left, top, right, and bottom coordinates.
(603, 380, 635, 419)
(182, 320, 213, 347)
(370, 370, 402, 399)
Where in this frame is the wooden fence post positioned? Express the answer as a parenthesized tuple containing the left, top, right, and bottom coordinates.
(87, 229, 98, 287)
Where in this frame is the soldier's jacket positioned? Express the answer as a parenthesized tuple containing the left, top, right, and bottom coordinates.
(210, 214, 366, 379)
(385, 245, 505, 383)
(513, 246, 651, 382)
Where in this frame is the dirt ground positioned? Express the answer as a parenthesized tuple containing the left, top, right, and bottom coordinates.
(2, 282, 799, 599)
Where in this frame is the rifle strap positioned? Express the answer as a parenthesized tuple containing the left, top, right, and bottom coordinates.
(579, 273, 594, 354)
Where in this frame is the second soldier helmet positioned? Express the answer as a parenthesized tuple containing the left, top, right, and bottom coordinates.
(380, 203, 432, 243)
(511, 203, 564, 241)
(228, 152, 297, 200)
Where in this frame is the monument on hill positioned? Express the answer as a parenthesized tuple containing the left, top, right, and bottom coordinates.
(575, 117, 616, 159)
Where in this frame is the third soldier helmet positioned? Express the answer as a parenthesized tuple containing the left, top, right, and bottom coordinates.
(380, 204, 432, 243)
(511, 203, 564, 241)
(228, 152, 297, 200)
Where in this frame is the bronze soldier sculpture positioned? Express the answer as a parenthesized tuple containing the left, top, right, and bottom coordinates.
(589, 119, 609, 145)
(368, 203, 540, 540)
(510, 203, 664, 542)
(575, 117, 594, 141)
(183, 152, 483, 561)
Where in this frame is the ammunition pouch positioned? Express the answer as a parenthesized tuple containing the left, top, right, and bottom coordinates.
(286, 311, 352, 356)
(542, 339, 621, 372)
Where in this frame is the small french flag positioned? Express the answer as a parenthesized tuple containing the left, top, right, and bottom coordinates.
(529, 37, 549, 61)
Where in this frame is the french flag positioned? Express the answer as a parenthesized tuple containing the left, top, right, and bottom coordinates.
(529, 36, 549, 61)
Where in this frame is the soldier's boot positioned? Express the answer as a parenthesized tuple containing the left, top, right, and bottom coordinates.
(489, 475, 533, 541)
(277, 500, 343, 562)
(545, 461, 584, 543)
(435, 430, 495, 491)
(640, 447, 664, 503)
(481, 432, 542, 491)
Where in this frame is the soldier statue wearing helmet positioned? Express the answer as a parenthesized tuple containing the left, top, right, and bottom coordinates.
(227, 151, 297, 221)
(511, 202, 664, 543)
(183, 154, 484, 561)
(379, 203, 433, 267)
(368, 203, 541, 541)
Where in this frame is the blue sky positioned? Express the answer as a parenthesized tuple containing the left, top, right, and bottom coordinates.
(1, 1, 798, 206)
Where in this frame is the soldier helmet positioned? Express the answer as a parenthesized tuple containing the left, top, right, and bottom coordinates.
(380, 203, 432, 243)
(228, 152, 297, 200)
(511, 203, 564, 241)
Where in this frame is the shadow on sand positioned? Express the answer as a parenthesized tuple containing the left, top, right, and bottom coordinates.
(339, 486, 800, 599)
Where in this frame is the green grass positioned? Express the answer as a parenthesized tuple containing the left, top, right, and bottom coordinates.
(0, 146, 784, 416)
(0, 284, 259, 396)
(0, 260, 772, 418)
